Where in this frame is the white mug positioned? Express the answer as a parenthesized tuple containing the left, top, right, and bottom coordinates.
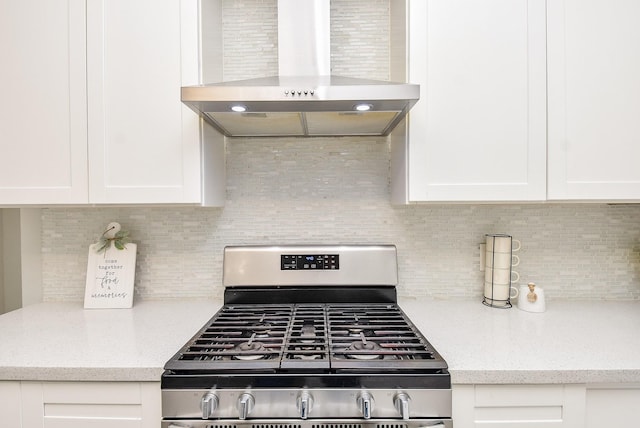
(485, 252, 520, 269)
(484, 267, 520, 285)
(484, 283, 519, 307)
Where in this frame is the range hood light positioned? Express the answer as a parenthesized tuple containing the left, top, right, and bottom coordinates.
(231, 105, 247, 113)
(354, 103, 373, 112)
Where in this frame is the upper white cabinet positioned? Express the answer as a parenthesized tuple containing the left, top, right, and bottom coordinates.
(547, 0, 640, 201)
(87, 0, 220, 204)
(393, 0, 547, 203)
(0, 0, 225, 206)
(0, 0, 88, 204)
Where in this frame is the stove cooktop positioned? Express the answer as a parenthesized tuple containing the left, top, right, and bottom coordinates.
(164, 302, 448, 375)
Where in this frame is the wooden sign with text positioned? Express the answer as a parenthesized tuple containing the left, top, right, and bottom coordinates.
(84, 243, 137, 309)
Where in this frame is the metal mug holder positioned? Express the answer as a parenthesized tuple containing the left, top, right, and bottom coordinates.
(482, 288, 513, 309)
(482, 234, 516, 309)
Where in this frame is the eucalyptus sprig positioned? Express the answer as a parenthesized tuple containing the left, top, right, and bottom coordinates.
(96, 225, 131, 253)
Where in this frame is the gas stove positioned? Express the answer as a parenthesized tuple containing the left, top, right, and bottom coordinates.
(162, 245, 451, 428)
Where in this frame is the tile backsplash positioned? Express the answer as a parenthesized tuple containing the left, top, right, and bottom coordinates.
(40, 0, 640, 302)
(42, 137, 640, 302)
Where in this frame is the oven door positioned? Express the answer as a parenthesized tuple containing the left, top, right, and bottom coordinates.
(162, 419, 452, 428)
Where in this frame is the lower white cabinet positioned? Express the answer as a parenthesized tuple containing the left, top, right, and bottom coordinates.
(0, 381, 22, 427)
(19, 381, 160, 428)
(454, 384, 640, 428)
(585, 385, 640, 428)
(453, 384, 586, 427)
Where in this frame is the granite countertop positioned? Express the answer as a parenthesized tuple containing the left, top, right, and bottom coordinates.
(0, 298, 639, 384)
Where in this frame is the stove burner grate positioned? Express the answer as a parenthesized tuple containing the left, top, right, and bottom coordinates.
(165, 303, 447, 372)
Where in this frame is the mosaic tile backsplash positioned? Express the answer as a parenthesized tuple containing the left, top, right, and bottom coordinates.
(42, 136, 640, 302)
(40, 0, 640, 302)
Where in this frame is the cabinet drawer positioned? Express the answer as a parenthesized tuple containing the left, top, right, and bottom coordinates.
(453, 384, 585, 428)
(42, 381, 143, 404)
(475, 385, 565, 425)
(21, 381, 160, 428)
(475, 384, 564, 406)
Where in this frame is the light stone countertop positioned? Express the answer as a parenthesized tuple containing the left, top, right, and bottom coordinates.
(0, 299, 220, 381)
(0, 298, 639, 384)
(398, 298, 640, 384)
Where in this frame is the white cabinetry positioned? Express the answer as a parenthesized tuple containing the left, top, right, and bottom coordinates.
(87, 0, 218, 204)
(21, 381, 160, 428)
(0, 0, 88, 204)
(392, 0, 547, 203)
(547, 0, 640, 201)
(0, 0, 224, 206)
(0, 381, 22, 427)
(453, 384, 586, 428)
(585, 385, 640, 427)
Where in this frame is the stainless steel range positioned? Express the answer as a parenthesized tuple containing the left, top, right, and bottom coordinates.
(162, 245, 451, 428)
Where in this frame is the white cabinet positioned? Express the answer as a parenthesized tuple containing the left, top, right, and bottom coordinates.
(0, 0, 88, 205)
(585, 385, 640, 427)
(87, 0, 221, 204)
(0, 381, 22, 427)
(392, 0, 547, 203)
(547, 0, 640, 201)
(453, 384, 586, 428)
(0, 0, 225, 206)
(21, 381, 160, 428)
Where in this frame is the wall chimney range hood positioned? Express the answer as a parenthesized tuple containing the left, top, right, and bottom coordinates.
(181, 0, 419, 137)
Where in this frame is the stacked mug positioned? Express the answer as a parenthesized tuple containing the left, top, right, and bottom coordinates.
(483, 234, 520, 308)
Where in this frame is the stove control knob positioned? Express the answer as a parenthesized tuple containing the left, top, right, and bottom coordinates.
(357, 391, 375, 419)
(237, 393, 255, 420)
(296, 391, 314, 419)
(200, 392, 219, 419)
(393, 392, 411, 420)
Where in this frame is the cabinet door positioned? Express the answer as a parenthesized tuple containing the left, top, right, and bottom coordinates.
(400, 0, 546, 202)
(0, 382, 22, 427)
(87, 0, 203, 204)
(547, 0, 640, 200)
(0, 0, 88, 205)
(586, 386, 640, 428)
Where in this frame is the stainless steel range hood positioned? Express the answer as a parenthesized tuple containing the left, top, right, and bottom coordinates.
(182, 0, 419, 137)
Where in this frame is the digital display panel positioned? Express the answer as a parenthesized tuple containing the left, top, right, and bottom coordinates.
(281, 254, 339, 270)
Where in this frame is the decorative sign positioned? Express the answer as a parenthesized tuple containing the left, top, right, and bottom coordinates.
(84, 223, 137, 309)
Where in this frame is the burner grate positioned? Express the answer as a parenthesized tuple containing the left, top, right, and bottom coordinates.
(326, 304, 439, 369)
(177, 305, 292, 366)
(282, 304, 330, 369)
(165, 303, 447, 372)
